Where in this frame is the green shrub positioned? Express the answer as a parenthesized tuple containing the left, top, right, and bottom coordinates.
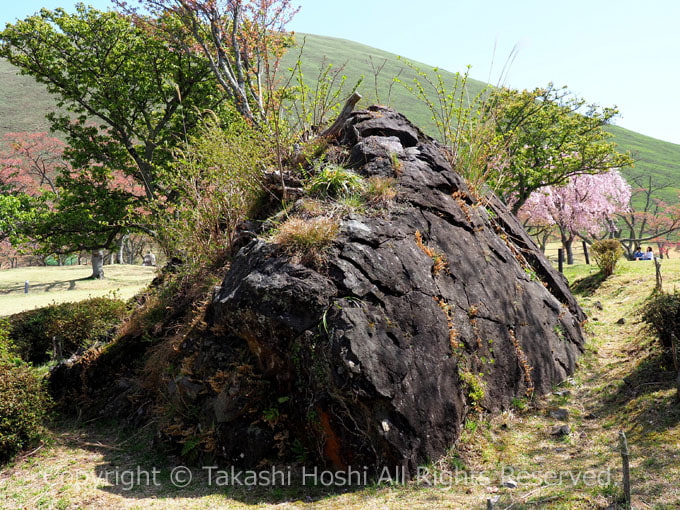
(306, 164, 364, 198)
(0, 319, 18, 362)
(0, 320, 52, 463)
(156, 115, 269, 266)
(8, 296, 129, 364)
(642, 291, 680, 355)
(591, 239, 623, 276)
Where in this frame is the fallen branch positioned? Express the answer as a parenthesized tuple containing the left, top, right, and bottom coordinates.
(17, 442, 45, 460)
(501, 486, 547, 510)
(321, 92, 362, 139)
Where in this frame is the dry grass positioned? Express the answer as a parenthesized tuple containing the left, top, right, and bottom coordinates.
(0, 265, 157, 316)
(1, 259, 679, 509)
(272, 216, 339, 265)
(414, 230, 448, 275)
(365, 176, 397, 205)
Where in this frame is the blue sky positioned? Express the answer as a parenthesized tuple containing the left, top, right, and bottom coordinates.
(3, 0, 679, 145)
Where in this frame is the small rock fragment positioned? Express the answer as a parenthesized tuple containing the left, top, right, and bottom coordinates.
(549, 408, 569, 421)
(550, 424, 571, 436)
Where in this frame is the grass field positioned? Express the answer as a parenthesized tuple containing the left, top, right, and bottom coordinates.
(1, 257, 678, 509)
(0, 264, 157, 316)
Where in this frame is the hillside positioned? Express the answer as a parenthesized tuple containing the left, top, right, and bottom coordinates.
(606, 124, 680, 203)
(0, 58, 55, 135)
(279, 33, 490, 132)
(283, 34, 680, 202)
(2, 33, 680, 199)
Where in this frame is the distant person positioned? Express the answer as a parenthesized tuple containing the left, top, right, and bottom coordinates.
(142, 251, 156, 266)
(642, 247, 654, 260)
(632, 247, 643, 260)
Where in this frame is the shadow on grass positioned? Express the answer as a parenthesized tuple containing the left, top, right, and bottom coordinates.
(570, 271, 607, 296)
(590, 347, 680, 435)
(3, 277, 91, 294)
(48, 418, 397, 506)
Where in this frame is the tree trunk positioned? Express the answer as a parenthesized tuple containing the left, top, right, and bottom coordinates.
(91, 249, 105, 279)
(561, 231, 575, 265)
(118, 235, 128, 265)
(539, 230, 551, 253)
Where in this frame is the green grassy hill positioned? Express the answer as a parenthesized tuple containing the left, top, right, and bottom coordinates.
(606, 124, 680, 203)
(0, 58, 55, 135)
(282, 34, 680, 201)
(2, 32, 680, 200)
(279, 33, 489, 133)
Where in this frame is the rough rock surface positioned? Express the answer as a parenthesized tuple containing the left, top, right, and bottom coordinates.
(50, 106, 585, 475)
(203, 106, 585, 473)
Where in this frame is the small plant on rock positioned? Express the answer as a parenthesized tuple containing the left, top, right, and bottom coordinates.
(458, 367, 486, 411)
(306, 164, 364, 198)
(415, 230, 448, 275)
(365, 176, 397, 205)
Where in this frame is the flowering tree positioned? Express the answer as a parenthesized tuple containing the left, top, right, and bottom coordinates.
(0, 239, 19, 268)
(0, 132, 66, 195)
(485, 85, 634, 213)
(0, 132, 67, 265)
(519, 170, 631, 264)
(0, 130, 151, 272)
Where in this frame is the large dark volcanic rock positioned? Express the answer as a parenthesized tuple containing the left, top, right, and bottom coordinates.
(49, 106, 585, 475)
(204, 106, 585, 473)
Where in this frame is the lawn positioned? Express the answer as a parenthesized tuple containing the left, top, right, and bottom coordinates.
(1, 258, 679, 509)
(0, 264, 157, 316)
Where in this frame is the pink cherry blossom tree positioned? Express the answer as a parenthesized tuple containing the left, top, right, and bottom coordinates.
(519, 170, 631, 264)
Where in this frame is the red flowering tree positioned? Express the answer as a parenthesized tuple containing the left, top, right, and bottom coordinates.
(0, 6, 226, 277)
(519, 170, 631, 264)
(0, 132, 68, 265)
(0, 132, 66, 195)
